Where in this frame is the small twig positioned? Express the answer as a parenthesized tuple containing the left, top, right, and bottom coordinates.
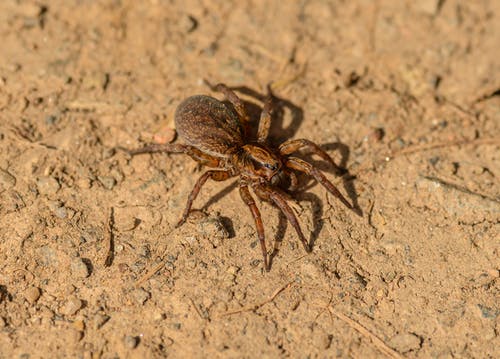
(355, 137, 499, 175)
(244, 39, 287, 64)
(103, 207, 115, 267)
(328, 306, 403, 359)
(286, 254, 308, 267)
(421, 175, 500, 203)
(271, 62, 308, 92)
(220, 280, 295, 317)
(392, 137, 499, 157)
(135, 261, 166, 287)
(189, 298, 207, 321)
(134, 228, 176, 287)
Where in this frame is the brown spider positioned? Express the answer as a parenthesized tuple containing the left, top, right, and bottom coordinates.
(128, 82, 352, 271)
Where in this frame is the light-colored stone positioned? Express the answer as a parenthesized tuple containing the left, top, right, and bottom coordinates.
(24, 286, 41, 304)
(60, 297, 83, 316)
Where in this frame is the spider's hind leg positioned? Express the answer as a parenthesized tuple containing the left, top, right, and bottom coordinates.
(204, 80, 251, 133)
(124, 143, 221, 167)
(257, 84, 274, 143)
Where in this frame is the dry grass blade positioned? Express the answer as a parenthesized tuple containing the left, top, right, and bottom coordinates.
(328, 306, 403, 359)
(135, 261, 166, 288)
(221, 280, 295, 317)
(393, 137, 499, 157)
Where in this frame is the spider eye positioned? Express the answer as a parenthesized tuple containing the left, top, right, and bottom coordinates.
(264, 163, 277, 171)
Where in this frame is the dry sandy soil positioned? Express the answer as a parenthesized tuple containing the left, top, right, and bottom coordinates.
(0, 0, 499, 358)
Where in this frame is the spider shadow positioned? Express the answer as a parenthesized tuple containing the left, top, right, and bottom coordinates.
(201, 180, 238, 211)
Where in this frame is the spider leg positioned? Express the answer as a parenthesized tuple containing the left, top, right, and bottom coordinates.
(285, 156, 352, 209)
(254, 184, 311, 253)
(279, 139, 343, 173)
(177, 170, 233, 227)
(257, 84, 274, 143)
(124, 143, 221, 167)
(239, 184, 269, 271)
(204, 80, 251, 134)
(282, 168, 299, 192)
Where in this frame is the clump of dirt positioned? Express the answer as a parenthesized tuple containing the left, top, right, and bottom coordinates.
(0, 1, 498, 358)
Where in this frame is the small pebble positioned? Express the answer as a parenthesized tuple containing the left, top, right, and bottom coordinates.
(113, 210, 139, 232)
(180, 14, 198, 33)
(45, 115, 57, 125)
(314, 332, 332, 350)
(37, 176, 60, 195)
(123, 335, 139, 349)
(0, 169, 16, 189)
(152, 126, 176, 144)
(54, 206, 68, 219)
(93, 313, 110, 330)
(47, 200, 62, 211)
(18, 3, 43, 17)
(24, 286, 41, 304)
(197, 215, 229, 247)
(102, 148, 115, 159)
(153, 311, 165, 321)
(477, 304, 498, 319)
(132, 288, 151, 305)
(72, 319, 85, 331)
(368, 127, 384, 143)
(39, 245, 58, 267)
(60, 297, 83, 316)
(418, 0, 441, 15)
(110, 168, 124, 183)
(388, 333, 421, 353)
(47, 200, 68, 219)
(226, 266, 240, 276)
(250, 259, 261, 267)
(138, 245, 151, 259)
(71, 257, 90, 279)
(71, 329, 84, 342)
(76, 178, 92, 189)
(0, 317, 6, 328)
(98, 176, 116, 190)
(486, 269, 499, 278)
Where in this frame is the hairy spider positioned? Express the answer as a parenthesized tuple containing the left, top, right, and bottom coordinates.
(128, 82, 352, 270)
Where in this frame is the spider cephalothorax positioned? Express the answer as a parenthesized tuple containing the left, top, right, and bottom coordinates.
(128, 81, 352, 270)
(234, 143, 282, 181)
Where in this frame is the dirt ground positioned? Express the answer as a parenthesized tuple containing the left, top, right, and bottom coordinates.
(0, 0, 499, 358)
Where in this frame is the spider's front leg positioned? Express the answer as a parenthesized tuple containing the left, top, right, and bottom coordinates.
(285, 157, 352, 209)
(279, 139, 344, 173)
(239, 184, 269, 271)
(253, 184, 311, 253)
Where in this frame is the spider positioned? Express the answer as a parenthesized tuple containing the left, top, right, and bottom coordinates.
(127, 81, 352, 271)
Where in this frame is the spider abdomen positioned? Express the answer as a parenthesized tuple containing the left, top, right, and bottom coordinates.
(175, 95, 244, 158)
